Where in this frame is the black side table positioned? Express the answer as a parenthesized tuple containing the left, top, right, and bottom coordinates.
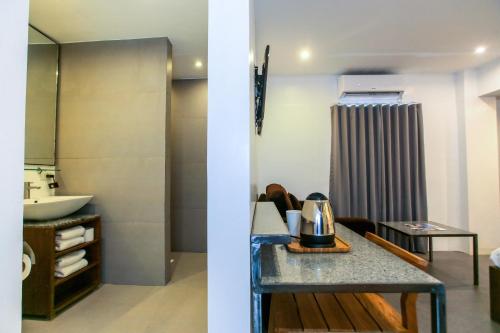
(378, 221, 479, 286)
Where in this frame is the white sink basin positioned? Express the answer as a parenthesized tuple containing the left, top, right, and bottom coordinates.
(24, 196, 93, 221)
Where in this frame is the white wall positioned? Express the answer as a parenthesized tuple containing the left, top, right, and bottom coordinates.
(256, 76, 337, 199)
(477, 58, 500, 97)
(207, 0, 254, 332)
(475, 59, 500, 210)
(498, 100, 500, 188)
(250, 0, 258, 201)
(0, 1, 29, 332)
(456, 69, 500, 254)
(257, 74, 472, 252)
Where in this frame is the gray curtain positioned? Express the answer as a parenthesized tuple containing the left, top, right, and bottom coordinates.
(329, 104, 428, 251)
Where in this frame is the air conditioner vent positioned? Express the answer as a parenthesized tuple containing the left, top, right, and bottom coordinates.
(339, 91, 403, 105)
(338, 75, 405, 104)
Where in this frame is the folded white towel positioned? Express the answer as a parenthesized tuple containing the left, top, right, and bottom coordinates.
(56, 249, 86, 269)
(84, 228, 94, 242)
(55, 259, 88, 278)
(491, 248, 500, 267)
(56, 226, 85, 240)
(55, 237, 84, 251)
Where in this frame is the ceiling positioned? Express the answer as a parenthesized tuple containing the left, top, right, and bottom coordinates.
(29, 0, 500, 78)
(255, 0, 500, 75)
(29, 0, 207, 79)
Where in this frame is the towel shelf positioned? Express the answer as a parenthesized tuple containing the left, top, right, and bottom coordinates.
(23, 214, 102, 319)
(54, 261, 100, 286)
(55, 240, 99, 258)
(54, 283, 99, 314)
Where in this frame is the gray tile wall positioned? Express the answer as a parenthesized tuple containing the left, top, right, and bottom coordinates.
(56, 38, 173, 285)
(171, 79, 207, 252)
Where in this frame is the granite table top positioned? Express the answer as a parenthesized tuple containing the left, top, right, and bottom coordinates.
(251, 202, 291, 245)
(259, 223, 442, 293)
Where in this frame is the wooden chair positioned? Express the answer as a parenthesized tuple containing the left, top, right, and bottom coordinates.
(268, 232, 428, 333)
(265, 183, 302, 218)
(266, 184, 294, 210)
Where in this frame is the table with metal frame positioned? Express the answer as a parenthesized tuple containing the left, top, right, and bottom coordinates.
(250, 203, 447, 333)
(378, 221, 479, 286)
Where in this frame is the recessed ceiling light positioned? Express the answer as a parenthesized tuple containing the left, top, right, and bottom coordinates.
(474, 46, 487, 55)
(299, 49, 311, 61)
(195, 60, 203, 68)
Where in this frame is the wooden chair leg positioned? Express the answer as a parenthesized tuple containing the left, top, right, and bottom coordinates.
(401, 293, 419, 333)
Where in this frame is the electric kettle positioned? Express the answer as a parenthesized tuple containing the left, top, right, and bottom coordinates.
(300, 192, 336, 248)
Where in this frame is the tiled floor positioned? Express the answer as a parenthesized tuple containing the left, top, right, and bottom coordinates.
(385, 251, 500, 333)
(22, 252, 207, 333)
(23, 251, 500, 333)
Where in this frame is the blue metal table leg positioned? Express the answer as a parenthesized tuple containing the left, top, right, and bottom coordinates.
(251, 243, 262, 333)
(252, 291, 262, 333)
(431, 284, 447, 333)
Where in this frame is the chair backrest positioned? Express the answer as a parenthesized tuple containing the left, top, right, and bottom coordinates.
(266, 183, 287, 197)
(365, 232, 428, 271)
(365, 232, 427, 333)
(266, 183, 294, 210)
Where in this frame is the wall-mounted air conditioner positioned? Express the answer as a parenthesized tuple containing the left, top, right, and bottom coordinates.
(338, 75, 404, 104)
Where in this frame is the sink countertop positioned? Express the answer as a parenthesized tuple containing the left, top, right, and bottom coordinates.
(24, 214, 100, 228)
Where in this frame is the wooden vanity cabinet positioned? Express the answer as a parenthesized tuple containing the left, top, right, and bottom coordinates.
(23, 215, 101, 319)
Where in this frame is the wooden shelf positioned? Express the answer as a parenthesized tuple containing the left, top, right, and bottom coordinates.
(54, 283, 99, 313)
(55, 240, 99, 258)
(54, 261, 100, 286)
(23, 215, 101, 319)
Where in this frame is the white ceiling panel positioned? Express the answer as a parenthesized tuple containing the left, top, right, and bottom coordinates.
(255, 0, 500, 75)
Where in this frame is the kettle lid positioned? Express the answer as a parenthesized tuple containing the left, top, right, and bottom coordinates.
(305, 192, 328, 201)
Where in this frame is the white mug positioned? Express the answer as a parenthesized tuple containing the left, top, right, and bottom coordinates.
(286, 210, 302, 237)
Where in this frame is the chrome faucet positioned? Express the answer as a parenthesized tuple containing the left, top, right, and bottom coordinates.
(24, 182, 41, 199)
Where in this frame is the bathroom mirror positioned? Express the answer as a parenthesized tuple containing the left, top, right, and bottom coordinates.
(25, 25, 59, 165)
